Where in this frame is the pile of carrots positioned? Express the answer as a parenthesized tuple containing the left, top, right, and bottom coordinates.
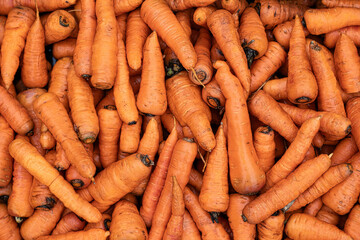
(1, 0, 360, 239)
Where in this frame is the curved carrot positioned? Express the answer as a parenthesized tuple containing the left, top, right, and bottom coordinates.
(44, 10, 76, 45)
(52, 212, 85, 235)
(202, 77, 225, 109)
(250, 41, 286, 92)
(91, 0, 117, 89)
(254, 126, 275, 173)
(287, 15, 318, 104)
(119, 115, 142, 153)
(114, 0, 143, 16)
(37, 229, 109, 240)
(182, 210, 201, 240)
(346, 97, 360, 149)
(0, 203, 21, 240)
(324, 26, 360, 49)
(193, 6, 217, 28)
(52, 38, 76, 59)
(257, 211, 285, 240)
(208, 9, 251, 96)
(344, 204, 360, 240)
(273, 19, 309, 50)
(331, 135, 358, 166)
(73, 0, 96, 79)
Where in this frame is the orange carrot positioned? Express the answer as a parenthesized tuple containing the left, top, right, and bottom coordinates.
(316, 205, 340, 225)
(91, 0, 117, 89)
(254, 126, 276, 173)
(182, 210, 201, 240)
(0, 116, 14, 187)
(54, 143, 70, 171)
(167, 0, 217, 11)
(140, 0, 197, 71)
(324, 26, 360, 49)
(346, 97, 360, 149)
(304, 198, 323, 216)
(65, 164, 91, 190)
(344, 204, 360, 240)
(322, 0, 360, 8)
(287, 15, 318, 104)
(52, 38, 76, 59)
(84, 213, 111, 231)
(114, 0, 143, 16)
(208, 9, 251, 96)
(52, 212, 85, 235)
(176, 9, 192, 39)
(257, 210, 285, 240)
(273, 19, 309, 50)
(188, 168, 203, 192)
(30, 169, 57, 210)
(73, 0, 96, 79)
(243, 154, 331, 224)
(285, 213, 352, 240)
(193, 6, 217, 28)
(44, 10, 76, 45)
(0, 16, 6, 45)
(40, 125, 56, 150)
(160, 110, 185, 139)
(262, 78, 288, 100)
(202, 77, 225, 109)
(1, 6, 35, 89)
(331, 135, 358, 166)
(96, 90, 115, 112)
(119, 115, 142, 153)
(116, 14, 127, 41)
(250, 41, 286, 92)
(221, 0, 239, 13)
(0, 203, 21, 240)
(37, 229, 109, 240)
(142, 114, 163, 143)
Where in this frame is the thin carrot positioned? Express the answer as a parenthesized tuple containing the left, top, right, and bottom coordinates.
(346, 97, 360, 149)
(202, 77, 225, 109)
(119, 115, 142, 153)
(316, 205, 340, 225)
(285, 213, 352, 240)
(322, 0, 360, 8)
(116, 13, 127, 41)
(324, 26, 360, 49)
(208, 9, 251, 96)
(243, 154, 331, 224)
(37, 229, 109, 240)
(52, 38, 76, 59)
(52, 212, 85, 235)
(262, 78, 288, 100)
(84, 213, 111, 231)
(44, 10, 76, 45)
(0, 203, 21, 240)
(73, 0, 96, 79)
(257, 210, 285, 240)
(65, 164, 91, 190)
(114, 0, 143, 16)
(182, 210, 201, 240)
(91, 0, 117, 89)
(188, 168, 203, 192)
(0, 116, 14, 187)
(331, 135, 358, 166)
(54, 142, 70, 171)
(254, 126, 276, 173)
(193, 6, 217, 28)
(344, 204, 360, 240)
(250, 41, 286, 92)
(273, 19, 309, 50)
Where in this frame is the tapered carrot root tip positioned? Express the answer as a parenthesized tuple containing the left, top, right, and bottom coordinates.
(210, 212, 220, 223)
(243, 47, 258, 68)
(70, 179, 85, 189)
(139, 154, 154, 167)
(295, 96, 313, 103)
(207, 96, 223, 109)
(105, 231, 110, 237)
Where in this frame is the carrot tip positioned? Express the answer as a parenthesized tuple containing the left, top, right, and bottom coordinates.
(328, 153, 334, 158)
(91, 177, 95, 184)
(105, 231, 110, 237)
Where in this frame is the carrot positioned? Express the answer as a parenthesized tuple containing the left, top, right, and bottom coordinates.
(279, 103, 351, 141)
(92, 143, 103, 170)
(20, 201, 64, 240)
(0, 203, 21, 240)
(322, 153, 360, 215)
(316, 205, 340, 225)
(52, 212, 85, 235)
(84, 213, 111, 231)
(331, 135, 358, 166)
(189, 28, 213, 85)
(126, 9, 151, 71)
(202, 77, 225, 109)
(48, 57, 72, 111)
(184, 187, 230, 239)
(208, 10, 251, 97)
(264, 116, 321, 191)
(160, 110, 185, 139)
(65, 165, 91, 190)
(214, 61, 265, 194)
(334, 34, 360, 94)
(182, 210, 201, 240)
(322, 0, 360, 8)
(250, 41, 286, 92)
(116, 13, 127, 41)
(30, 176, 57, 210)
(346, 97, 360, 149)
(273, 19, 309, 50)
(344, 204, 360, 240)
(113, 32, 138, 124)
(167, 0, 216, 11)
(0, 0, 77, 15)
(98, 105, 122, 168)
(119, 115, 142, 153)
(254, 0, 308, 29)
(91, 0, 117, 89)
(257, 210, 285, 240)
(289, 163, 353, 211)
(114, 0, 143, 16)
(0, 16, 6, 45)
(52, 38, 76, 59)
(136, 32, 167, 115)
(21, 5, 48, 88)
(149, 138, 197, 240)
(262, 78, 288, 100)
(0, 116, 14, 187)
(193, 6, 217, 28)
(166, 71, 215, 151)
(67, 64, 99, 143)
(142, 114, 163, 143)
(324, 26, 360, 49)
(254, 126, 276, 173)
(176, 9, 192, 39)
(287, 15, 318, 104)
(96, 90, 115, 112)
(92, 88, 105, 107)
(285, 213, 352, 240)
(140, 0, 196, 71)
(227, 194, 256, 239)
(304, 198, 323, 216)
(54, 143, 70, 171)
(40, 125, 56, 150)
(221, 0, 239, 13)
(243, 154, 331, 224)
(248, 90, 298, 142)
(0, 183, 11, 203)
(37, 229, 110, 240)
(199, 125, 229, 215)
(73, 0, 95, 79)
(239, 7, 268, 67)
(44, 10, 76, 45)
(188, 168, 203, 192)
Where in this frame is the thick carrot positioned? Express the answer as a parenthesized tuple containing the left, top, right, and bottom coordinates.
(304, 7, 360, 35)
(140, 0, 196, 71)
(199, 125, 229, 214)
(334, 34, 360, 94)
(202, 77, 225, 109)
(322, 153, 360, 215)
(344, 204, 360, 240)
(21, 5, 48, 88)
(20, 201, 64, 240)
(285, 213, 352, 240)
(0, 203, 21, 240)
(126, 9, 151, 71)
(84, 213, 111, 231)
(52, 38, 76, 59)
(289, 163, 353, 211)
(0, 116, 14, 187)
(257, 210, 285, 240)
(250, 41, 286, 92)
(214, 61, 265, 194)
(67, 64, 99, 143)
(248, 90, 298, 142)
(304, 198, 323, 216)
(91, 0, 117, 89)
(254, 126, 276, 173)
(316, 205, 340, 225)
(208, 10, 251, 96)
(322, 0, 360, 8)
(65, 164, 91, 190)
(142, 114, 163, 143)
(193, 6, 217, 28)
(119, 115, 142, 153)
(255, 0, 308, 29)
(189, 28, 213, 85)
(149, 138, 197, 240)
(262, 78, 288, 100)
(37, 229, 109, 240)
(0, 0, 77, 15)
(346, 97, 360, 149)
(273, 19, 309, 50)
(287, 15, 318, 104)
(73, 0, 95, 79)
(331, 135, 358, 166)
(166, 71, 215, 151)
(44, 10, 76, 45)
(239, 7, 268, 66)
(33, 93, 96, 180)
(114, 0, 143, 16)
(182, 210, 201, 240)
(264, 116, 321, 191)
(52, 212, 85, 235)
(184, 187, 230, 239)
(324, 26, 360, 49)
(243, 154, 331, 224)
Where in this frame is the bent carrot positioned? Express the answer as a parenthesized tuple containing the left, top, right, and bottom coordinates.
(254, 126, 275, 173)
(52, 212, 85, 235)
(202, 77, 225, 109)
(346, 97, 360, 149)
(257, 211, 285, 240)
(273, 19, 309, 50)
(52, 38, 76, 59)
(119, 115, 142, 153)
(331, 135, 358, 166)
(37, 229, 109, 240)
(182, 210, 201, 240)
(324, 26, 360, 49)
(193, 6, 217, 28)
(344, 204, 360, 240)
(44, 10, 76, 45)
(0, 116, 14, 187)
(0, 203, 21, 240)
